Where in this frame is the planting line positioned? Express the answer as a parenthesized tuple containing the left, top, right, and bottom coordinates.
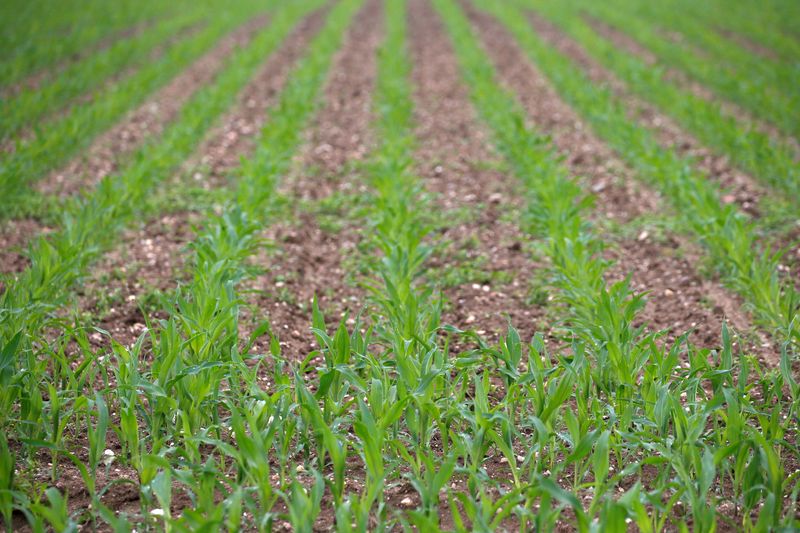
(518, 13, 774, 222)
(0, 0, 323, 351)
(476, 0, 799, 350)
(0, 0, 181, 87)
(407, 0, 547, 346)
(242, 0, 382, 358)
(70, 8, 332, 350)
(517, 0, 800, 214)
(462, 5, 766, 355)
(435, 1, 795, 529)
(0, 1, 274, 215)
(575, 1, 799, 141)
(603, 0, 800, 103)
(0, 8, 214, 141)
(89, 0, 365, 526)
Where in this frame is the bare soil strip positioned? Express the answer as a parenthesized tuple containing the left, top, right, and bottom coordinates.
(409, 0, 546, 346)
(717, 27, 782, 62)
(184, 7, 331, 190)
(525, 12, 771, 218)
(75, 8, 332, 349)
(246, 0, 382, 360)
(464, 3, 772, 359)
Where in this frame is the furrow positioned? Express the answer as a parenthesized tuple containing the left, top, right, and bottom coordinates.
(408, 0, 545, 344)
(244, 0, 382, 359)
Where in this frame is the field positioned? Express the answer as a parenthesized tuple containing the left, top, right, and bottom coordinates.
(1, 0, 799, 530)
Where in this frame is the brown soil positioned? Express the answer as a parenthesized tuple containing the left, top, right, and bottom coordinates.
(245, 0, 382, 360)
(524, 11, 770, 218)
(37, 15, 270, 198)
(464, 3, 770, 359)
(77, 213, 197, 348)
(0, 219, 51, 277)
(716, 27, 781, 62)
(409, 0, 546, 347)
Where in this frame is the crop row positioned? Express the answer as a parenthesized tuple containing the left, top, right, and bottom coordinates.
(1, 0, 798, 531)
(1, 1, 210, 140)
(522, 0, 800, 216)
(482, 0, 798, 349)
(0, 0, 178, 86)
(0, 0, 272, 216)
(599, 0, 799, 106)
(0, 1, 322, 357)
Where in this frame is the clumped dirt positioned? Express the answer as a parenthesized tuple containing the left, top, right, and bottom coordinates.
(245, 0, 382, 359)
(37, 14, 270, 198)
(465, 3, 767, 358)
(77, 213, 197, 348)
(409, 0, 547, 346)
(524, 11, 771, 218)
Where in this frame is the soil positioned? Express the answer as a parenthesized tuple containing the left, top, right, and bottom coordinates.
(185, 7, 332, 191)
(409, 0, 547, 347)
(245, 0, 381, 359)
(0, 218, 50, 277)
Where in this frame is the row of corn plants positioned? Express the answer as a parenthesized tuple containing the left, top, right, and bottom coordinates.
(0, 0, 363, 529)
(0, 0, 322, 368)
(478, 0, 799, 350)
(591, 0, 799, 107)
(3, 0, 798, 531)
(0, 0, 273, 215)
(433, 0, 800, 530)
(518, 0, 800, 214)
(0, 0, 177, 87)
(0, 0, 212, 140)
(666, 0, 800, 63)
(564, 0, 799, 140)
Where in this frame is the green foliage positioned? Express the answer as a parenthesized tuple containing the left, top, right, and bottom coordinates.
(1, 0, 798, 531)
